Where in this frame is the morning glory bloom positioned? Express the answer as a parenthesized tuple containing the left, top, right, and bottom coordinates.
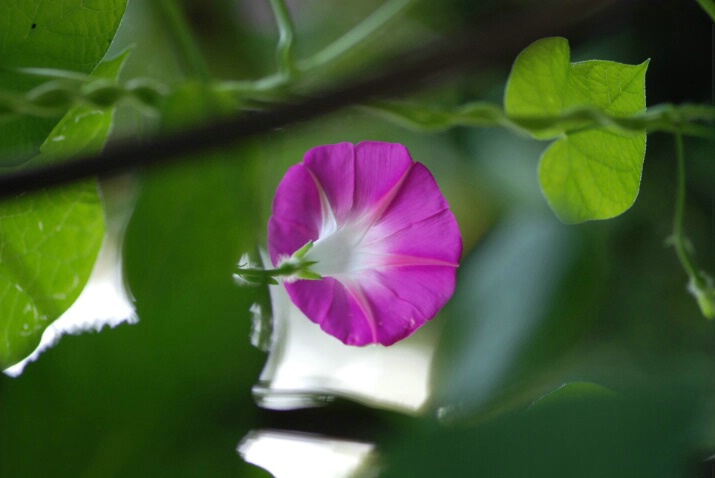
(268, 141, 462, 346)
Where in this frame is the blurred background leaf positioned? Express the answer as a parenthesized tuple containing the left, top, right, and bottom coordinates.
(380, 380, 704, 478)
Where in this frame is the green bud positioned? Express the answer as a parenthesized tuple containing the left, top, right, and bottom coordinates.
(689, 274, 715, 320)
(297, 270, 322, 281)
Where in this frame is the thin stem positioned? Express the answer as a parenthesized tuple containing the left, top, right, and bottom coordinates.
(297, 0, 415, 72)
(672, 130, 699, 280)
(229, 0, 416, 94)
(671, 130, 715, 319)
(152, 0, 211, 82)
(366, 101, 715, 139)
(268, 0, 298, 79)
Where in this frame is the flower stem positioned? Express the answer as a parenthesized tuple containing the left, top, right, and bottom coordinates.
(152, 0, 212, 82)
(236, 265, 292, 280)
(235, 262, 321, 284)
(671, 129, 715, 319)
(268, 0, 298, 79)
(235, 242, 321, 285)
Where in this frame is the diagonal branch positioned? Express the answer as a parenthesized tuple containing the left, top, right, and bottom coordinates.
(0, 0, 644, 199)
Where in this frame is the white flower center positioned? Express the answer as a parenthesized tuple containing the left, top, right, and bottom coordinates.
(304, 220, 380, 278)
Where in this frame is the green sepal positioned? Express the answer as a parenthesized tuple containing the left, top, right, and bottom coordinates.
(292, 240, 315, 260)
(296, 270, 323, 281)
(689, 275, 715, 320)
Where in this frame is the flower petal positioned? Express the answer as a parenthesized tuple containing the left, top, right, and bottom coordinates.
(285, 264, 457, 346)
(285, 278, 379, 346)
(268, 216, 317, 267)
(359, 265, 458, 345)
(268, 164, 321, 265)
(302, 142, 415, 225)
(365, 163, 461, 263)
(303, 143, 355, 225)
(352, 141, 414, 219)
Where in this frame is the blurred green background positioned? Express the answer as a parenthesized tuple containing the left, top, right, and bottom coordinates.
(1, 0, 714, 476)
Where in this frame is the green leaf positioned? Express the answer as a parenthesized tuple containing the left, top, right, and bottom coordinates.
(505, 37, 572, 140)
(0, 0, 128, 163)
(505, 37, 649, 223)
(0, 51, 129, 368)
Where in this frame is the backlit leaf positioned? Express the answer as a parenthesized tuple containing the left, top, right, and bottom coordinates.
(505, 37, 648, 223)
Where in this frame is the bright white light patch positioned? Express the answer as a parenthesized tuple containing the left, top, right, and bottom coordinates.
(254, 252, 436, 413)
(239, 430, 375, 478)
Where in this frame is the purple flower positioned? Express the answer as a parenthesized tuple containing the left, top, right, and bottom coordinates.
(268, 141, 462, 346)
